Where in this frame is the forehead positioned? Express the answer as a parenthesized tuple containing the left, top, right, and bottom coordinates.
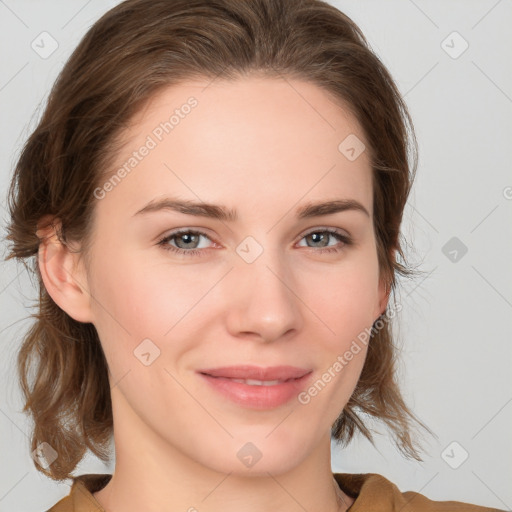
(98, 76, 373, 219)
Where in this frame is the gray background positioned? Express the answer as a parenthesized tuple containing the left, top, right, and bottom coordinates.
(0, 1, 511, 510)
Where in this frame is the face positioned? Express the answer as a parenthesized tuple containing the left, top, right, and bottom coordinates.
(78, 76, 387, 475)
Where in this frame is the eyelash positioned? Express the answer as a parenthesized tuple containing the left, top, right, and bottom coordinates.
(156, 228, 353, 257)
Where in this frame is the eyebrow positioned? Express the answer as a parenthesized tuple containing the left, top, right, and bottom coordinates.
(133, 197, 370, 221)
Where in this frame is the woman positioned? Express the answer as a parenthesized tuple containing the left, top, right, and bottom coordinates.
(5, 0, 504, 510)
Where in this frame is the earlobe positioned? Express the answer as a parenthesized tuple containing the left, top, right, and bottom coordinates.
(36, 217, 93, 323)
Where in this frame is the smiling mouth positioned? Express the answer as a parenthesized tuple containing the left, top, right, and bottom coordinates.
(196, 366, 313, 409)
(224, 378, 287, 386)
(202, 375, 301, 386)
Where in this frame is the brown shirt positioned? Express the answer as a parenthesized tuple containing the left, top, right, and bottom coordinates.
(46, 472, 504, 511)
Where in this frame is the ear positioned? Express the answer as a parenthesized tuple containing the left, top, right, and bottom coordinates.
(375, 247, 396, 320)
(36, 216, 94, 323)
(376, 277, 391, 318)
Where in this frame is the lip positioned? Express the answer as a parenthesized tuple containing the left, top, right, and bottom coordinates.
(197, 365, 313, 409)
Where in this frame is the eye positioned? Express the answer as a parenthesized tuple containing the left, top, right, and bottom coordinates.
(297, 228, 353, 254)
(157, 227, 353, 257)
(157, 229, 214, 257)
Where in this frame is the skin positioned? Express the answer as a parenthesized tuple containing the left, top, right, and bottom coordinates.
(38, 76, 390, 512)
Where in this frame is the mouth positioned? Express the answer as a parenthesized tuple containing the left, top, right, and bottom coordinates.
(221, 378, 292, 386)
(196, 365, 313, 409)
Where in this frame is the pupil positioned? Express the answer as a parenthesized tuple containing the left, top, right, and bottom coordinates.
(310, 232, 326, 247)
(179, 233, 197, 248)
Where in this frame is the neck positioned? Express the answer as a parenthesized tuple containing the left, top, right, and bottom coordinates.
(93, 389, 354, 512)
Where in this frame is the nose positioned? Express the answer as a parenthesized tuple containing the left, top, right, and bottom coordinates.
(224, 246, 303, 344)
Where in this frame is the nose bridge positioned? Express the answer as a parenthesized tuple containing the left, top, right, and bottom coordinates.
(226, 236, 302, 342)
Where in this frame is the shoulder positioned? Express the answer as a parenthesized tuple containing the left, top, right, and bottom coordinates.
(46, 474, 111, 512)
(334, 472, 505, 512)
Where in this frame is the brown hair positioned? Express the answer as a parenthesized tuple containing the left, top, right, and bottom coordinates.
(5, 0, 433, 481)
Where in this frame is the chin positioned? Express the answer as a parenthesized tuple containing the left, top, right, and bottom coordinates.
(193, 430, 312, 477)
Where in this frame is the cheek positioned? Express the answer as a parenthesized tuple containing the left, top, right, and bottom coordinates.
(87, 253, 215, 366)
(301, 256, 380, 341)
(90, 252, 186, 329)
